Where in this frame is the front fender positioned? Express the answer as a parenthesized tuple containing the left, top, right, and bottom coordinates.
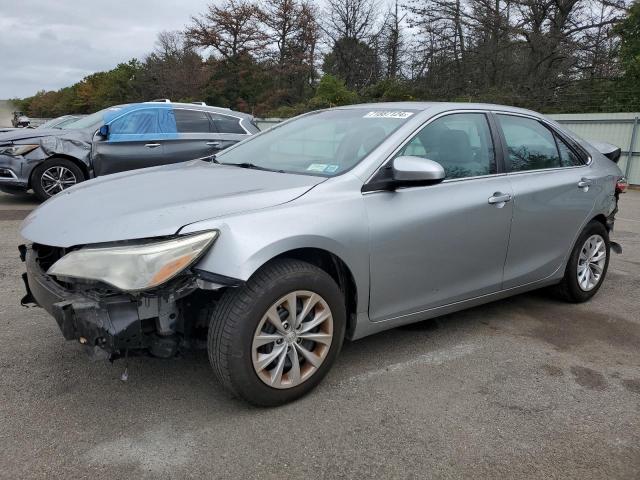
(180, 190, 371, 314)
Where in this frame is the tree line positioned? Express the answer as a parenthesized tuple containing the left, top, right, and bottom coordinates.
(13, 0, 640, 118)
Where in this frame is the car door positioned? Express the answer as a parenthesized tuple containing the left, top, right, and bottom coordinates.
(92, 107, 166, 176)
(364, 112, 514, 322)
(494, 113, 599, 288)
(162, 109, 249, 162)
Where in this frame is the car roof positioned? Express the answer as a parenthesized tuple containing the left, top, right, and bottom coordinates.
(337, 101, 542, 117)
(141, 101, 253, 119)
(101, 102, 254, 126)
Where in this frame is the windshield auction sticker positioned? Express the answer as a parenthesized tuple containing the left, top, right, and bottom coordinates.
(363, 111, 414, 119)
(307, 163, 328, 172)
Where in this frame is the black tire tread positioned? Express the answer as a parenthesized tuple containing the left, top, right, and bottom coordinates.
(207, 258, 342, 402)
(552, 220, 610, 303)
(32, 157, 85, 201)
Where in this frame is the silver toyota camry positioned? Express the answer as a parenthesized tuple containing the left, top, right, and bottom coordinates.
(19, 102, 625, 406)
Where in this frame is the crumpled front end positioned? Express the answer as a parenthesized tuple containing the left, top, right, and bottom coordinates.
(0, 131, 91, 192)
(20, 243, 229, 360)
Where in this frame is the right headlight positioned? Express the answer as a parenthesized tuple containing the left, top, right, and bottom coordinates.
(47, 230, 218, 292)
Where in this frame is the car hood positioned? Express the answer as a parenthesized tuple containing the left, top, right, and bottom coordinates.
(21, 161, 325, 248)
(0, 128, 91, 143)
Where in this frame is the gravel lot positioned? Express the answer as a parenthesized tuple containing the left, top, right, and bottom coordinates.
(0, 190, 638, 480)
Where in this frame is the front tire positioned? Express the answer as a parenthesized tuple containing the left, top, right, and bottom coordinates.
(32, 158, 85, 201)
(208, 259, 346, 406)
(553, 220, 610, 303)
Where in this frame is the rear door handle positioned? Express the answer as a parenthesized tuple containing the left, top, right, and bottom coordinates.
(206, 141, 222, 148)
(577, 178, 592, 189)
(488, 192, 512, 206)
(144, 143, 161, 148)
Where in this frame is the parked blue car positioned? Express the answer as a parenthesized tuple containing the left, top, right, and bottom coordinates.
(0, 101, 258, 200)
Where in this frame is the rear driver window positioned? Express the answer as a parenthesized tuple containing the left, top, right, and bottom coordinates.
(497, 115, 562, 171)
(174, 109, 212, 133)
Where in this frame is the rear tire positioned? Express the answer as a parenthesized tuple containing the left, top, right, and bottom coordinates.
(32, 158, 85, 201)
(553, 220, 610, 303)
(207, 259, 346, 406)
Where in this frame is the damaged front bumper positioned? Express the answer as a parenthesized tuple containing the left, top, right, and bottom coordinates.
(20, 244, 226, 360)
(0, 154, 29, 190)
(22, 245, 151, 358)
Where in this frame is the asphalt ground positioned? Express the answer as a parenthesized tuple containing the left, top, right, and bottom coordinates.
(0, 190, 639, 479)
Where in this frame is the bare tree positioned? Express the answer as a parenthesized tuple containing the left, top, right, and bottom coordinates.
(380, 0, 406, 78)
(324, 0, 378, 40)
(258, 0, 321, 99)
(185, 0, 269, 60)
(139, 31, 206, 101)
(297, 2, 321, 86)
(322, 0, 382, 89)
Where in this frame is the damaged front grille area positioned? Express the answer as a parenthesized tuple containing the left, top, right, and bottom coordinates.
(32, 243, 65, 272)
(26, 242, 221, 359)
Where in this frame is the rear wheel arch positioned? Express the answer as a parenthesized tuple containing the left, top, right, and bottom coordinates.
(553, 219, 610, 302)
(590, 213, 608, 230)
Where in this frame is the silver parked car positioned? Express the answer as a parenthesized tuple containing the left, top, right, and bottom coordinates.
(20, 102, 624, 406)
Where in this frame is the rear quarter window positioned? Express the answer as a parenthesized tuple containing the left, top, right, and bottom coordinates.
(210, 113, 246, 134)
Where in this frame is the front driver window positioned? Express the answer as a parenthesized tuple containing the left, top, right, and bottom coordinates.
(398, 113, 496, 179)
(110, 109, 160, 135)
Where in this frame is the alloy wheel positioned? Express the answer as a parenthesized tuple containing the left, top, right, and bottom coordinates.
(41, 166, 77, 196)
(252, 290, 333, 389)
(577, 234, 607, 291)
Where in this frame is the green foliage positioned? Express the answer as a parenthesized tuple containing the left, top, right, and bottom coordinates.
(362, 78, 414, 102)
(19, 60, 143, 117)
(310, 74, 359, 107)
(615, 1, 640, 82)
(323, 38, 382, 91)
(203, 54, 274, 114)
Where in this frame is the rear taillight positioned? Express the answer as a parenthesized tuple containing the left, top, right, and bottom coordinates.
(616, 177, 628, 194)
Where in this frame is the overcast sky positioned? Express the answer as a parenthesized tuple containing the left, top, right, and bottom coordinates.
(0, 0, 211, 98)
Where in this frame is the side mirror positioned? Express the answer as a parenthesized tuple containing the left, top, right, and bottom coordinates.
(590, 141, 621, 163)
(97, 125, 109, 138)
(392, 156, 445, 187)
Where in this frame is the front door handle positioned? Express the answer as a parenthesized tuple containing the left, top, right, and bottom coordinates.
(145, 143, 161, 148)
(577, 178, 592, 189)
(488, 192, 512, 207)
(206, 141, 222, 148)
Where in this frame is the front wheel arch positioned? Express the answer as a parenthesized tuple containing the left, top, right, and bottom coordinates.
(30, 157, 86, 201)
(207, 258, 347, 405)
(28, 155, 89, 189)
(271, 248, 358, 339)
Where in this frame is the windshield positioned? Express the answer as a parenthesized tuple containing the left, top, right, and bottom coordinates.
(38, 116, 80, 129)
(61, 108, 114, 130)
(217, 108, 418, 176)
